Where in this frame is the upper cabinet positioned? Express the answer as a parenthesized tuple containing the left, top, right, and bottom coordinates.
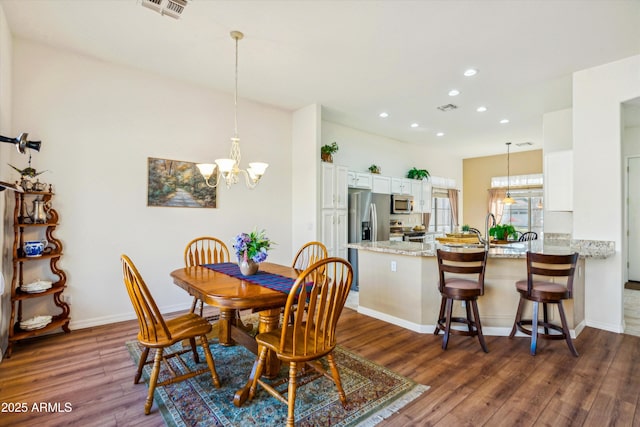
(545, 150, 573, 211)
(322, 163, 348, 210)
(347, 171, 372, 189)
(391, 178, 413, 195)
(411, 179, 432, 213)
(372, 175, 391, 194)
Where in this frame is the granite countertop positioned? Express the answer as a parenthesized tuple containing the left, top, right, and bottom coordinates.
(347, 238, 615, 259)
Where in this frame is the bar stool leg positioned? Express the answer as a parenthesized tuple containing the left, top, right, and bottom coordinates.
(465, 302, 473, 333)
(471, 299, 488, 353)
(434, 297, 446, 335)
(530, 301, 539, 356)
(542, 303, 550, 335)
(443, 298, 454, 350)
(557, 301, 579, 357)
(509, 297, 524, 338)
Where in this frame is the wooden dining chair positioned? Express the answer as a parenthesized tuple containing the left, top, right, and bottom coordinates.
(288, 241, 328, 324)
(121, 254, 220, 415)
(184, 237, 230, 315)
(245, 257, 353, 427)
(291, 241, 327, 270)
(509, 252, 579, 356)
(518, 231, 538, 242)
(433, 249, 489, 352)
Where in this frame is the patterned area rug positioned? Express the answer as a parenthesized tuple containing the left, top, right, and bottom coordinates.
(126, 339, 428, 426)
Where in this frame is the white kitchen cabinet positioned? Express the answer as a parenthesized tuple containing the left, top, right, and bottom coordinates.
(545, 150, 573, 211)
(391, 177, 413, 195)
(321, 163, 348, 258)
(411, 179, 432, 213)
(347, 171, 373, 189)
(372, 175, 391, 194)
(321, 208, 347, 259)
(322, 163, 348, 210)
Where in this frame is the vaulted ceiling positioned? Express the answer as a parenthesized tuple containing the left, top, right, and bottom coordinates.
(2, 0, 639, 158)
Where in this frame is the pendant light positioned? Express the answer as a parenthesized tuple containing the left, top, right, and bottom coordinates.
(197, 31, 268, 189)
(503, 142, 515, 205)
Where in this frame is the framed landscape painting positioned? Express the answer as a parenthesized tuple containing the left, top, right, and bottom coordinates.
(147, 157, 217, 208)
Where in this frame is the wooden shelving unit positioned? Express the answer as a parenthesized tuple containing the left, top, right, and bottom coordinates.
(5, 189, 70, 357)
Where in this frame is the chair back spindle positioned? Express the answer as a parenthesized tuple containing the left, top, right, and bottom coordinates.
(185, 237, 230, 267)
(291, 241, 328, 270)
(281, 258, 352, 357)
(122, 255, 171, 344)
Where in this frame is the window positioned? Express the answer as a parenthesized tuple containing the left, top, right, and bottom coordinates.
(498, 189, 543, 236)
(429, 188, 453, 233)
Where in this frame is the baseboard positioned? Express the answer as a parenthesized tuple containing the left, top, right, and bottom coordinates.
(586, 319, 624, 334)
(67, 301, 192, 330)
(356, 305, 583, 337)
(357, 306, 432, 333)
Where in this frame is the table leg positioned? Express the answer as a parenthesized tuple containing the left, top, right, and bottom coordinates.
(218, 308, 235, 346)
(258, 308, 282, 378)
(233, 308, 282, 407)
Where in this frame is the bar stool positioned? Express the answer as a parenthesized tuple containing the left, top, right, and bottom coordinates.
(509, 251, 579, 356)
(433, 249, 488, 352)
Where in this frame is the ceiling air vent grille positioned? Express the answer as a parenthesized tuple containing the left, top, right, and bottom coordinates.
(516, 142, 533, 147)
(437, 104, 458, 112)
(141, 0, 188, 19)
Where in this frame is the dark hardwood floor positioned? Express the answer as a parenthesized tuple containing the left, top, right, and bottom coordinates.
(1, 307, 639, 426)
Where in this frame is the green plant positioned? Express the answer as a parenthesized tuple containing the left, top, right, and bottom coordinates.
(233, 229, 273, 263)
(489, 224, 516, 241)
(368, 164, 381, 174)
(461, 224, 470, 232)
(407, 167, 430, 180)
(321, 142, 339, 155)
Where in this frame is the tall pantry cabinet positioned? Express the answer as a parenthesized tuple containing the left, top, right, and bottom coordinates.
(321, 163, 348, 259)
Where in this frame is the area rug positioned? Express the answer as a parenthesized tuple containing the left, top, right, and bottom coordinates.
(126, 339, 428, 426)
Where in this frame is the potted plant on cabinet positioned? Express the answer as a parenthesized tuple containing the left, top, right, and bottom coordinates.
(407, 167, 430, 180)
(320, 142, 339, 163)
(368, 164, 381, 174)
(489, 224, 516, 242)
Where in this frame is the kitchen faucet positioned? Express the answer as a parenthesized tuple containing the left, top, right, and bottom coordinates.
(478, 212, 496, 250)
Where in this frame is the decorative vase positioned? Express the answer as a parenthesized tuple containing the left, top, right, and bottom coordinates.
(321, 152, 333, 163)
(239, 259, 259, 276)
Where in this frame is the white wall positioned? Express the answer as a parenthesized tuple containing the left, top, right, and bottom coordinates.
(542, 108, 573, 233)
(291, 104, 321, 253)
(573, 54, 640, 332)
(7, 39, 293, 331)
(321, 120, 461, 185)
(0, 4, 12, 361)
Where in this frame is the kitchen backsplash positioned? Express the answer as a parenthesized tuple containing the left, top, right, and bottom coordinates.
(390, 213, 423, 226)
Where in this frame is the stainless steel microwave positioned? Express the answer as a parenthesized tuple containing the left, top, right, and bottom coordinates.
(391, 194, 413, 214)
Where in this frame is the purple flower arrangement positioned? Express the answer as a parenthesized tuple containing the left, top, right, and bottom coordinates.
(233, 229, 272, 263)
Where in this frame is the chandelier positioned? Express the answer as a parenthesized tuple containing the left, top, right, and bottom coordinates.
(503, 142, 515, 205)
(197, 31, 268, 189)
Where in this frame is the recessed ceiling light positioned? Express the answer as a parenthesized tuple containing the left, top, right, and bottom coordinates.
(379, 112, 389, 118)
(448, 89, 460, 97)
(476, 106, 487, 112)
(464, 68, 478, 77)
(500, 119, 510, 124)
(410, 123, 419, 128)
(436, 132, 444, 137)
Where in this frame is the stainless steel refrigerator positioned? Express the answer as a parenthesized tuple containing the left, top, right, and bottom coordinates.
(348, 190, 390, 289)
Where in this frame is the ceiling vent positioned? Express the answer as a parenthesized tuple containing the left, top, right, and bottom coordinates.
(515, 141, 533, 147)
(141, 0, 188, 19)
(437, 104, 458, 112)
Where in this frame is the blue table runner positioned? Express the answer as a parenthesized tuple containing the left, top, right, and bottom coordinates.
(203, 262, 296, 294)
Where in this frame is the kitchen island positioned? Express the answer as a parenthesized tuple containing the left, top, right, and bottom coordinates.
(347, 237, 614, 337)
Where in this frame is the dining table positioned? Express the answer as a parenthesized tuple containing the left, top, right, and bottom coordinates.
(170, 261, 301, 406)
